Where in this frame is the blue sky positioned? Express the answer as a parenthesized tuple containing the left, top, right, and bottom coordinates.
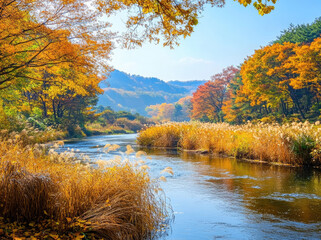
(109, 0, 321, 82)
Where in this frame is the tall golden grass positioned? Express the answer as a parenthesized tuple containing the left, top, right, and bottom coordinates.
(137, 121, 321, 166)
(0, 137, 169, 239)
(0, 126, 66, 145)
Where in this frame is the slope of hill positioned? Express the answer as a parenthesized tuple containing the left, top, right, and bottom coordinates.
(98, 70, 206, 115)
(168, 80, 207, 92)
(99, 70, 189, 93)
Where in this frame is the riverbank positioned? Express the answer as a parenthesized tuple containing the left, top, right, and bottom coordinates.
(34, 133, 321, 239)
(137, 122, 321, 166)
(0, 134, 169, 239)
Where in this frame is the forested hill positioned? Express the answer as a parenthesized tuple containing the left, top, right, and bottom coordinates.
(98, 70, 206, 115)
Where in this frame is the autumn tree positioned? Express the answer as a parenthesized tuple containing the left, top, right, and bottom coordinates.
(0, 0, 112, 90)
(222, 72, 248, 123)
(191, 66, 239, 122)
(239, 42, 320, 120)
(287, 37, 321, 117)
(0, 0, 277, 90)
(97, 0, 277, 48)
(205, 16, 321, 124)
(146, 96, 192, 122)
(146, 103, 175, 122)
(176, 96, 192, 121)
(0, 0, 277, 132)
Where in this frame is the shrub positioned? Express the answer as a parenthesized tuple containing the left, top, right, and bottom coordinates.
(115, 118, 144, 132)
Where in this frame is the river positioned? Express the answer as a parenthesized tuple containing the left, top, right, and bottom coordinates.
(58, 134, 321, 240)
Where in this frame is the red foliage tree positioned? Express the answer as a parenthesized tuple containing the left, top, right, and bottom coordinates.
(191, 66, 239, 122)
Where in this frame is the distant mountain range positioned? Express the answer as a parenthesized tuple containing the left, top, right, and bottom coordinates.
(98, 70, 206, 115)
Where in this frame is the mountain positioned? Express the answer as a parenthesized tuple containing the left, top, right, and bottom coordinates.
(167, 80, 207, 92)
(98, 70, 206, 115)
(99, 70, 188, 94)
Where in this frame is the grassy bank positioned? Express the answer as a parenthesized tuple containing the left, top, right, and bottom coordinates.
(0, 136, 169, 239)
(0, 127, 67, 146)
(85, 107, 154, 136)
(137, 122, 321, 166)
(85, 121, 142, 135)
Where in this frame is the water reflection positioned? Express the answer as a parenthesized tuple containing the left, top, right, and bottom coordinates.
(142, 147, 321, 239)
(177, 151, 321, 224)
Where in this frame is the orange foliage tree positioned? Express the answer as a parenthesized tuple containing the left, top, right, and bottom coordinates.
(146, 96, 192, 122)
(0, 0, 112, 90)
(288, 37, 321, 100)
(240, 42, 308, 119)
(0, 0, 276, 90)
(226, 37, 321, 123)
(222, 72, 250, 123)
(0, 0, 277, 128)
(191, 66, 239, 122)
(146, 103, 175, 122)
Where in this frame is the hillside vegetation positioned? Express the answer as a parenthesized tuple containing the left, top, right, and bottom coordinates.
(98, 70, 205, 115)
(190, 17, 321, 124)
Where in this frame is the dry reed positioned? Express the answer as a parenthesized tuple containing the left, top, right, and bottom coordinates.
(137, 121, 321, 166)
(0, 137, 169, 239)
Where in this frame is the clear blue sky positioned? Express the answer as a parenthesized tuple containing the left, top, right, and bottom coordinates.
(109, 0, 321, 82)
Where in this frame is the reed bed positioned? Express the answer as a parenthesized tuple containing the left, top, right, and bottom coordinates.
(0, 137, 169, 239)
(137, 121, 321, 166)
(0, 127, 66, 146)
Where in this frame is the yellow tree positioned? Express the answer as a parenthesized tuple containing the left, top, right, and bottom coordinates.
(288, 37, 321, 100)
(240, 42, 309, 119)
(236, 0, 277, 15)
(97, 0, 277, 47)
(0, 0, 278, 127)
(0, 0, 276, 90)
(146, 103, 175, 121)
(0, 0, 112, 89)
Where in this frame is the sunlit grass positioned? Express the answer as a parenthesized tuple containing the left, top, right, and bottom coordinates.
(0, 137, 170, 239)
(0, 126, 66, 146)
(137, 121, 321, 166)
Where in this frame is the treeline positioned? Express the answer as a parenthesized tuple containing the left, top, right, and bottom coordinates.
(0, 0, 111, 136)
(191, 17, 321, 123)
(146, 96, 192, 122)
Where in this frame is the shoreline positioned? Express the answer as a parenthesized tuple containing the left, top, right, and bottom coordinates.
(137, 122, 321, 169)
(140, 145, 301, 168)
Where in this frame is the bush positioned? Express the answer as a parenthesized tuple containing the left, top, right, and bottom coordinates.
(115, 118, 144, 132)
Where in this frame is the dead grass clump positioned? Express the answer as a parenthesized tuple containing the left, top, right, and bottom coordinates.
(0, 162, 56, 222)
(0, 139, 169, 239)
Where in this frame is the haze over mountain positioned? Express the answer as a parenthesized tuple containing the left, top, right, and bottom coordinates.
(98, 70, 206, 115)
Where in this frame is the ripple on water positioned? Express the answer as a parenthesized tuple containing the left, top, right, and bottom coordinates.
(202, 174, 259, 181)
(261, 193, 321, 202)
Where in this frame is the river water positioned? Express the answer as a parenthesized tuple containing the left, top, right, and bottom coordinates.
(58, 134, 321, 240)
